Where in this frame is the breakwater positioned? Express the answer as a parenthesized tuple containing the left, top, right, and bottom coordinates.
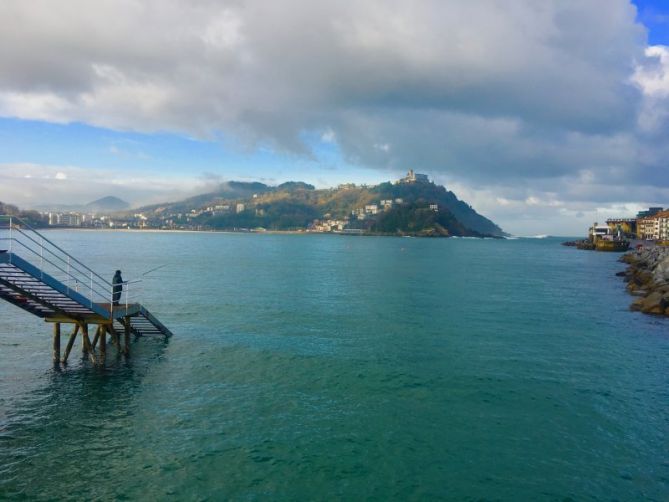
(620, 246, 669, 316)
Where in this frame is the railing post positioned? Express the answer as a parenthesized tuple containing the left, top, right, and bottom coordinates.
(126, 281, 129, 310)
(66, 256, 70, 294)
(40, 237, 43, 279)
(90, 272, 93, 308)
(8, 217, 12, 257)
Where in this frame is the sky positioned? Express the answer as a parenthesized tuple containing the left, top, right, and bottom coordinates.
(0, 0, 668, 236)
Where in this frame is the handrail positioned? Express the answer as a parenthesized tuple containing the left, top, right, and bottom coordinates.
(0, 215, 142, 317)
(1, 216, 112, 287)
(8, 232, 111, 296)
(12, 227, 111, 292)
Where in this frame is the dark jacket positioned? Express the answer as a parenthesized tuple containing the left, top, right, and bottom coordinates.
(112, 272, 124, 304)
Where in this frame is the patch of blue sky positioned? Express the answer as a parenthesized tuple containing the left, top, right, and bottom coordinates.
(0, 117, 386, 187)
(633, 0, 669, 45)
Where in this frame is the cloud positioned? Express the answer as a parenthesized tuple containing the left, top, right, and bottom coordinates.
(0, 0, 667, 234)
(0, 163, 207, 208)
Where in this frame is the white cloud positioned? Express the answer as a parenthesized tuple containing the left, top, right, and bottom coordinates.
(0, 163, 207, 208)
(320, 128, 336, 143)
(634, 45, 669, 98)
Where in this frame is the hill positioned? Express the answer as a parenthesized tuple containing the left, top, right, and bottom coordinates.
(35, 196, 130, 213)
(135, 178, 505, 237)
(85, 196, 130, 212)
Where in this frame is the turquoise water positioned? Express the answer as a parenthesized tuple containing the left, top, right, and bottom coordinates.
(0, 231, 667, 500)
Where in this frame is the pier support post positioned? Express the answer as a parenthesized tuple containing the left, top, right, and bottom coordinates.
(109, 324, 120, 349)
(124, 317, 130, 357)
(91, 325, 101, 350)
(99, 325, 106, 365)
(52, 323, 61, 365)
(80, 323, 96, 364)
(62, 324, 79, 364)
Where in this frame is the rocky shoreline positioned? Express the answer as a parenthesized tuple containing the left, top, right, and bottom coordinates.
(619, 246, 669, 317)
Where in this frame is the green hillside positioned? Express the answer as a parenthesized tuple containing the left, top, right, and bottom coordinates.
(136, 178, 505, 237)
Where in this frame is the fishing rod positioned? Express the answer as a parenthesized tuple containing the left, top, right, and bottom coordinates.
(142, 264, 168, 277)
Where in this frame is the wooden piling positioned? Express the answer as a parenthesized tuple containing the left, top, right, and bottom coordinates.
(99, 325, 106, 364)
(61, 324, 79, 364)
(91, 325, 101, 350)
(52, 323, 61, 364)
(81, 323, 96, 364)
(124, 317, 130, 357)
(107, 324, 120, 352)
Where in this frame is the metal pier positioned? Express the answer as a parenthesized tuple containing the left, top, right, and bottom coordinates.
(0, 215, 172, 365)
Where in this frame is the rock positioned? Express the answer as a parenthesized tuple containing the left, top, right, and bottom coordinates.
(615, 271, 627, 277)
(631, 298, 644, 311)
(634, 270, 653, 287)
(621, 247, 669, 318)
(640, 291, 664, 314)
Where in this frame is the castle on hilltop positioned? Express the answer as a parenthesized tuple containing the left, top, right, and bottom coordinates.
(397, 169, 429, 185)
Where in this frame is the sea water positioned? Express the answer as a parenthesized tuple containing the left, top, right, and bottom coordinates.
(0, 231, 667, 500)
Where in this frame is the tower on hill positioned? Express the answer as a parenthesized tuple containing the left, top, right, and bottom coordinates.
(398, 169, 429, 184)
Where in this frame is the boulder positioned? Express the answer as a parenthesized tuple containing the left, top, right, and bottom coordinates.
(640, 291, 665, 315)
(631, 298, 644, 311)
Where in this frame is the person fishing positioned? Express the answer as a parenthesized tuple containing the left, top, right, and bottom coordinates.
(112, 270, 124, 306)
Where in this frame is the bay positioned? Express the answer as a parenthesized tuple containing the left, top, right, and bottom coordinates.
(0, 231, 667, 500)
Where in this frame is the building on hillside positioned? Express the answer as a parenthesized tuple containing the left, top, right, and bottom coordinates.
(235, 203, 245, 213)
(365, 204, 378, 215)
(397, 169, 429, 184)
(429, 204, 438, 212)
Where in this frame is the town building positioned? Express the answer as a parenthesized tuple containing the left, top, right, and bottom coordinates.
(429, 204, 438, 212)
(637, 215, 661, 240)
(235, 203, 245, 213)
(589, 222, 612, 241)
(48, 212, 82, 227)
(637, 210, 669, 240)
(606, 218, 636, 237)
(636, 207, 663, 219)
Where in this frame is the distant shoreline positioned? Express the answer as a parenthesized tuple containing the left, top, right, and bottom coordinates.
(34, 227, 515, 238)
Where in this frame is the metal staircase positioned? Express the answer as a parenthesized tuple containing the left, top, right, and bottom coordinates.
(0, 215, 172, 338)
